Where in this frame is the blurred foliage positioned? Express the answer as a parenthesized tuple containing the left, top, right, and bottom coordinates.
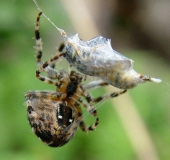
(0, 0, 170, 160)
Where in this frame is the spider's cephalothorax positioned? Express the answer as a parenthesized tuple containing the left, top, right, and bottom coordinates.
(25, 12, 126, 147)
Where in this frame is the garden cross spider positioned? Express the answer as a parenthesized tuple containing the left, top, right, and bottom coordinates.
(25, 12, 126, 147)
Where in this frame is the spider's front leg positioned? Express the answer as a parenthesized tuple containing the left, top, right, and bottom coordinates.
(34, 12, 65, 84)
(35, 12, 43, 67)
(35, 12, 65, 68)
(50, 43, 65, 69)
(35, 50, 64, 82)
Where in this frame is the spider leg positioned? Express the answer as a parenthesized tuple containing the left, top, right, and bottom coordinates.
(70, 100, 99, 132)
(36, 69, 60, 87)
(83, 80, 127, 102)
(78, 84, 102, 117)
(79, 97, 97, 116)
(71, 96, 97, 117)
(25, 91, 67, 101)
(92, 89, 127, 103)
(79, 117, 99, 132)
(50, 43, 65, 69)
(83, 80, 109, 90)
(36, 51, 65, 81)
(35, 12, 65, 80)
(35, 12, 43, 67)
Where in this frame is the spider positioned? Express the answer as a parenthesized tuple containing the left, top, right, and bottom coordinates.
(25, 12, 126, 147)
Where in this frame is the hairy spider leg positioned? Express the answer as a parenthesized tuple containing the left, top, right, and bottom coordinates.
(51, 43, 65, 69)
(70, 82, 126, 131)
(25, 91, 67, 104)
(83, 79, 127, 103)
(79, 117, 99, 132)
(83, 80, 109, 90)
(67, 82, 126, 132)
(92, 90, 127, 103)
(35, 12, 65, 80)
(35, 12, 43, 66)
(69, 100, 99, 132)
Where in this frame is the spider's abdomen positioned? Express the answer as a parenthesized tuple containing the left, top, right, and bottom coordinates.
(25, 92, 78, 147)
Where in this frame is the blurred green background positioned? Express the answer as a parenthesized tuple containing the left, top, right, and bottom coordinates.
(1, 0, 170, 160)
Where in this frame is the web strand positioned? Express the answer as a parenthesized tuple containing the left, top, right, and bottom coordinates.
(33, 0, 66, 36)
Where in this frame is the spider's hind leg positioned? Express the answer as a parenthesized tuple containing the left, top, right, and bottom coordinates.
(73, 103, 99, 132)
